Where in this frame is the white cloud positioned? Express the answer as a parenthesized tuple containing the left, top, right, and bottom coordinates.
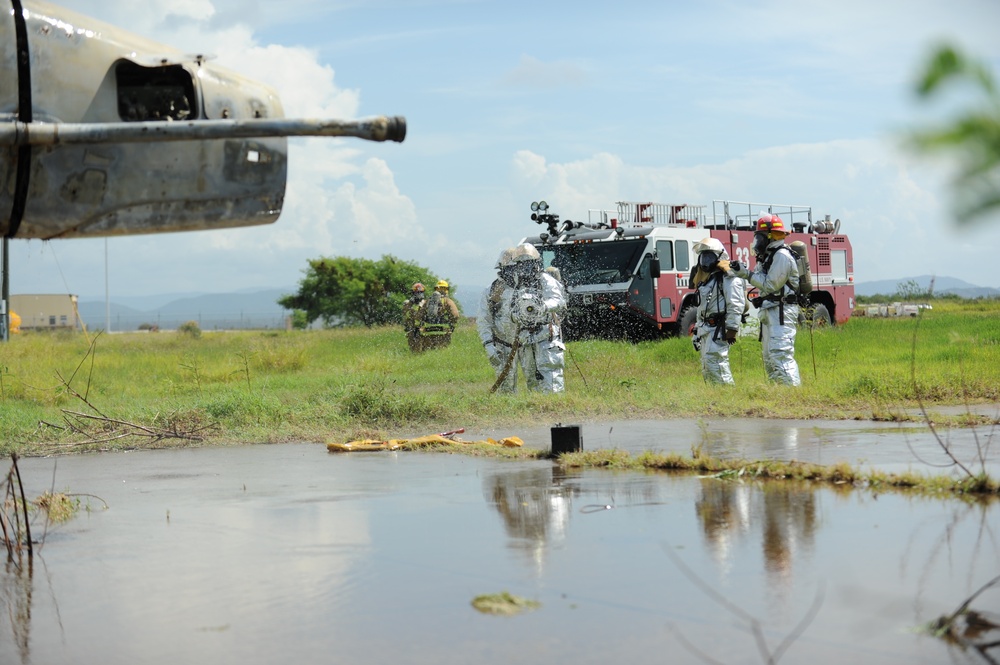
(505, 139, 1000, 287)
(10, 0, 1000, 304)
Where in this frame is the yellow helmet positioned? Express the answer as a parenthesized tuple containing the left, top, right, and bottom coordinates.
(436, 280, 449, 291)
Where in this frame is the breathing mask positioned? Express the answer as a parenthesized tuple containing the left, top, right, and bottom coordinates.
(512, 259, 541, 287)
(752, 231, 771, 257)
(698, 250, 719, 271)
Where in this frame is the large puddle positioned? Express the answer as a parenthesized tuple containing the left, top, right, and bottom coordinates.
(3, 416, 999, 665)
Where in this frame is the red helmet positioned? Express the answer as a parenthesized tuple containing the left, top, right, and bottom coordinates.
(756, 214, 786, 234)
(412, 282, 425, 293)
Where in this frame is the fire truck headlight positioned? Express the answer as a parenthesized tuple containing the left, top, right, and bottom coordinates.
(531, 201, 540, 212)
(615, 227, 624, 237)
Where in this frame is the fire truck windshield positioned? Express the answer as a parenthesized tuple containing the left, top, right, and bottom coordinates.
(538, 239, 645, 286)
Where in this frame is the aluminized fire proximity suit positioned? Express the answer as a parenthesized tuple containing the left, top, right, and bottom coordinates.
(693, 241, 747, 385)
(743, 239, 801, 386)
(478, 247, 567, 393)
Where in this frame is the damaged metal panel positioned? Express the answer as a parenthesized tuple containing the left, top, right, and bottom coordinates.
(1, 0, 404, 241)
(1, 0, 288, 238)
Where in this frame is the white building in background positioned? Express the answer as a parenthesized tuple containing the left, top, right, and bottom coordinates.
(10, 294, 81, 331)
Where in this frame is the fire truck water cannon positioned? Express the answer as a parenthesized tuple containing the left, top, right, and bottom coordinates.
(530, 201, 612, 242)
(530, 200, 562, 238)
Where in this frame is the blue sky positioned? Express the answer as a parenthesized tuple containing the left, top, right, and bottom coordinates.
(11, 0, 1000, 301)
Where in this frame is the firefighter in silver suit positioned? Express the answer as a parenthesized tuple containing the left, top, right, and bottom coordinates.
(478, 244, 567, 393)
(691, 237, 747, 385)
(732, 215, 801, 386)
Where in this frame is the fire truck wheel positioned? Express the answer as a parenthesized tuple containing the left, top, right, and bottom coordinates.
(807, 304, 832, 328)
(679, 306, 697, 337)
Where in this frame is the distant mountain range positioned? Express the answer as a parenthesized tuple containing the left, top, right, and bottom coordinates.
(74, 285, 487, 332)
(60, 275, 995, 332)
(76, 288, 296, 331)
(854, 275, 999, 299)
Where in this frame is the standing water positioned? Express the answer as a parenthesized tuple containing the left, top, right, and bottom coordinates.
(2, 416, 998, 665)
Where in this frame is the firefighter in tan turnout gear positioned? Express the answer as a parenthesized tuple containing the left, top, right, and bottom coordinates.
(691, 237, 747, 385)
(478, 245, 567, 393)
(732, 214, 801, 386)
(402, 282, 427, 352)
(421, 280, 461, 350)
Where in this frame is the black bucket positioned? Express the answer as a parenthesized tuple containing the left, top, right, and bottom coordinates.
(550, 424, 582, 456)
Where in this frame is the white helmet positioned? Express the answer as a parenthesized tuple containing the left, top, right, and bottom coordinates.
(509, 244, 541, 263)
(495, 247, 516, 269)
(692, 237, 729, 261)
(498, 244, 540, 268)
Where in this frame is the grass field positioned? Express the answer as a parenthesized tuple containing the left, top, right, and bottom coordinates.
(0, 299, 998, 457)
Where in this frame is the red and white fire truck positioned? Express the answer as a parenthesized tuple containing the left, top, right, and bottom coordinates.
(522, 200, 855, 341)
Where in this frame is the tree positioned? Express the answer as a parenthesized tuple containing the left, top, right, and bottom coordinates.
(289, 310, 309, 330)
(910, 45, 1000, 225)
(278, 255, 443, 328)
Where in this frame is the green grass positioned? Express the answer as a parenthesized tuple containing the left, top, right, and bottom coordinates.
(558, 448, 1000, 496)
(0, 300, 998, 457)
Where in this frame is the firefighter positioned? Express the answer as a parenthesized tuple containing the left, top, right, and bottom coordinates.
(422, 280, 461, 350)
(402, 282, 427, 353)
(691, 237, 747, 385)
(477, 244, 566, 393)
(732, 214, 801, 386)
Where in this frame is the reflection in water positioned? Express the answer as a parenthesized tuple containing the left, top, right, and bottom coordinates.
(699, 420, 801, 459)
(1, 559, 33, 663)
(484, 466, 577, 575)
(484, 465, 670, 576)
(696, 479, 817, 589)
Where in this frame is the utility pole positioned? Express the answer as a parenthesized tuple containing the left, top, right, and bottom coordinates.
(1, 237, 9, 342)
(105, 237, 110, 332)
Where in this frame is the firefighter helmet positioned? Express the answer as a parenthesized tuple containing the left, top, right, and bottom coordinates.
(508, 244, 541, 263)
(692, 237, 725, 256)
(412, 282, 425, 293)
(495, 248, 516, 269)
(435, 280, 449, 291)
(756, 214, 786, 234)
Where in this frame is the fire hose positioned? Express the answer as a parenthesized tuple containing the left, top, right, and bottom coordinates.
(489, 325, 522, 394)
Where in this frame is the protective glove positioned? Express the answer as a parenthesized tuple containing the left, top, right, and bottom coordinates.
(730, 260, 749, 279)
(750, 296, 764, 309)
(726, 328, 738, 345)
(692, 334, 701, 353)
(485, 343, 503, 370)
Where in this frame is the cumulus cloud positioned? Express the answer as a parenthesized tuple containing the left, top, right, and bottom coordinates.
(506, 139, 1000, 285)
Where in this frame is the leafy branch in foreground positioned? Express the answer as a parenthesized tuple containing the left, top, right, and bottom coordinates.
(908, 44, 1000, 225)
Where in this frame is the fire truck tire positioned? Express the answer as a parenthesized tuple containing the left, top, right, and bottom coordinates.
(807, 303, 832, 328)
(679, 306, 697, 337)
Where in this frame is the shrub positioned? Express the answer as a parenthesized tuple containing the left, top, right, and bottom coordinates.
(177, 321, 202, 338)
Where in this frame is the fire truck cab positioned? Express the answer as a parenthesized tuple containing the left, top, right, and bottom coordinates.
(522, 200, 855, 342)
